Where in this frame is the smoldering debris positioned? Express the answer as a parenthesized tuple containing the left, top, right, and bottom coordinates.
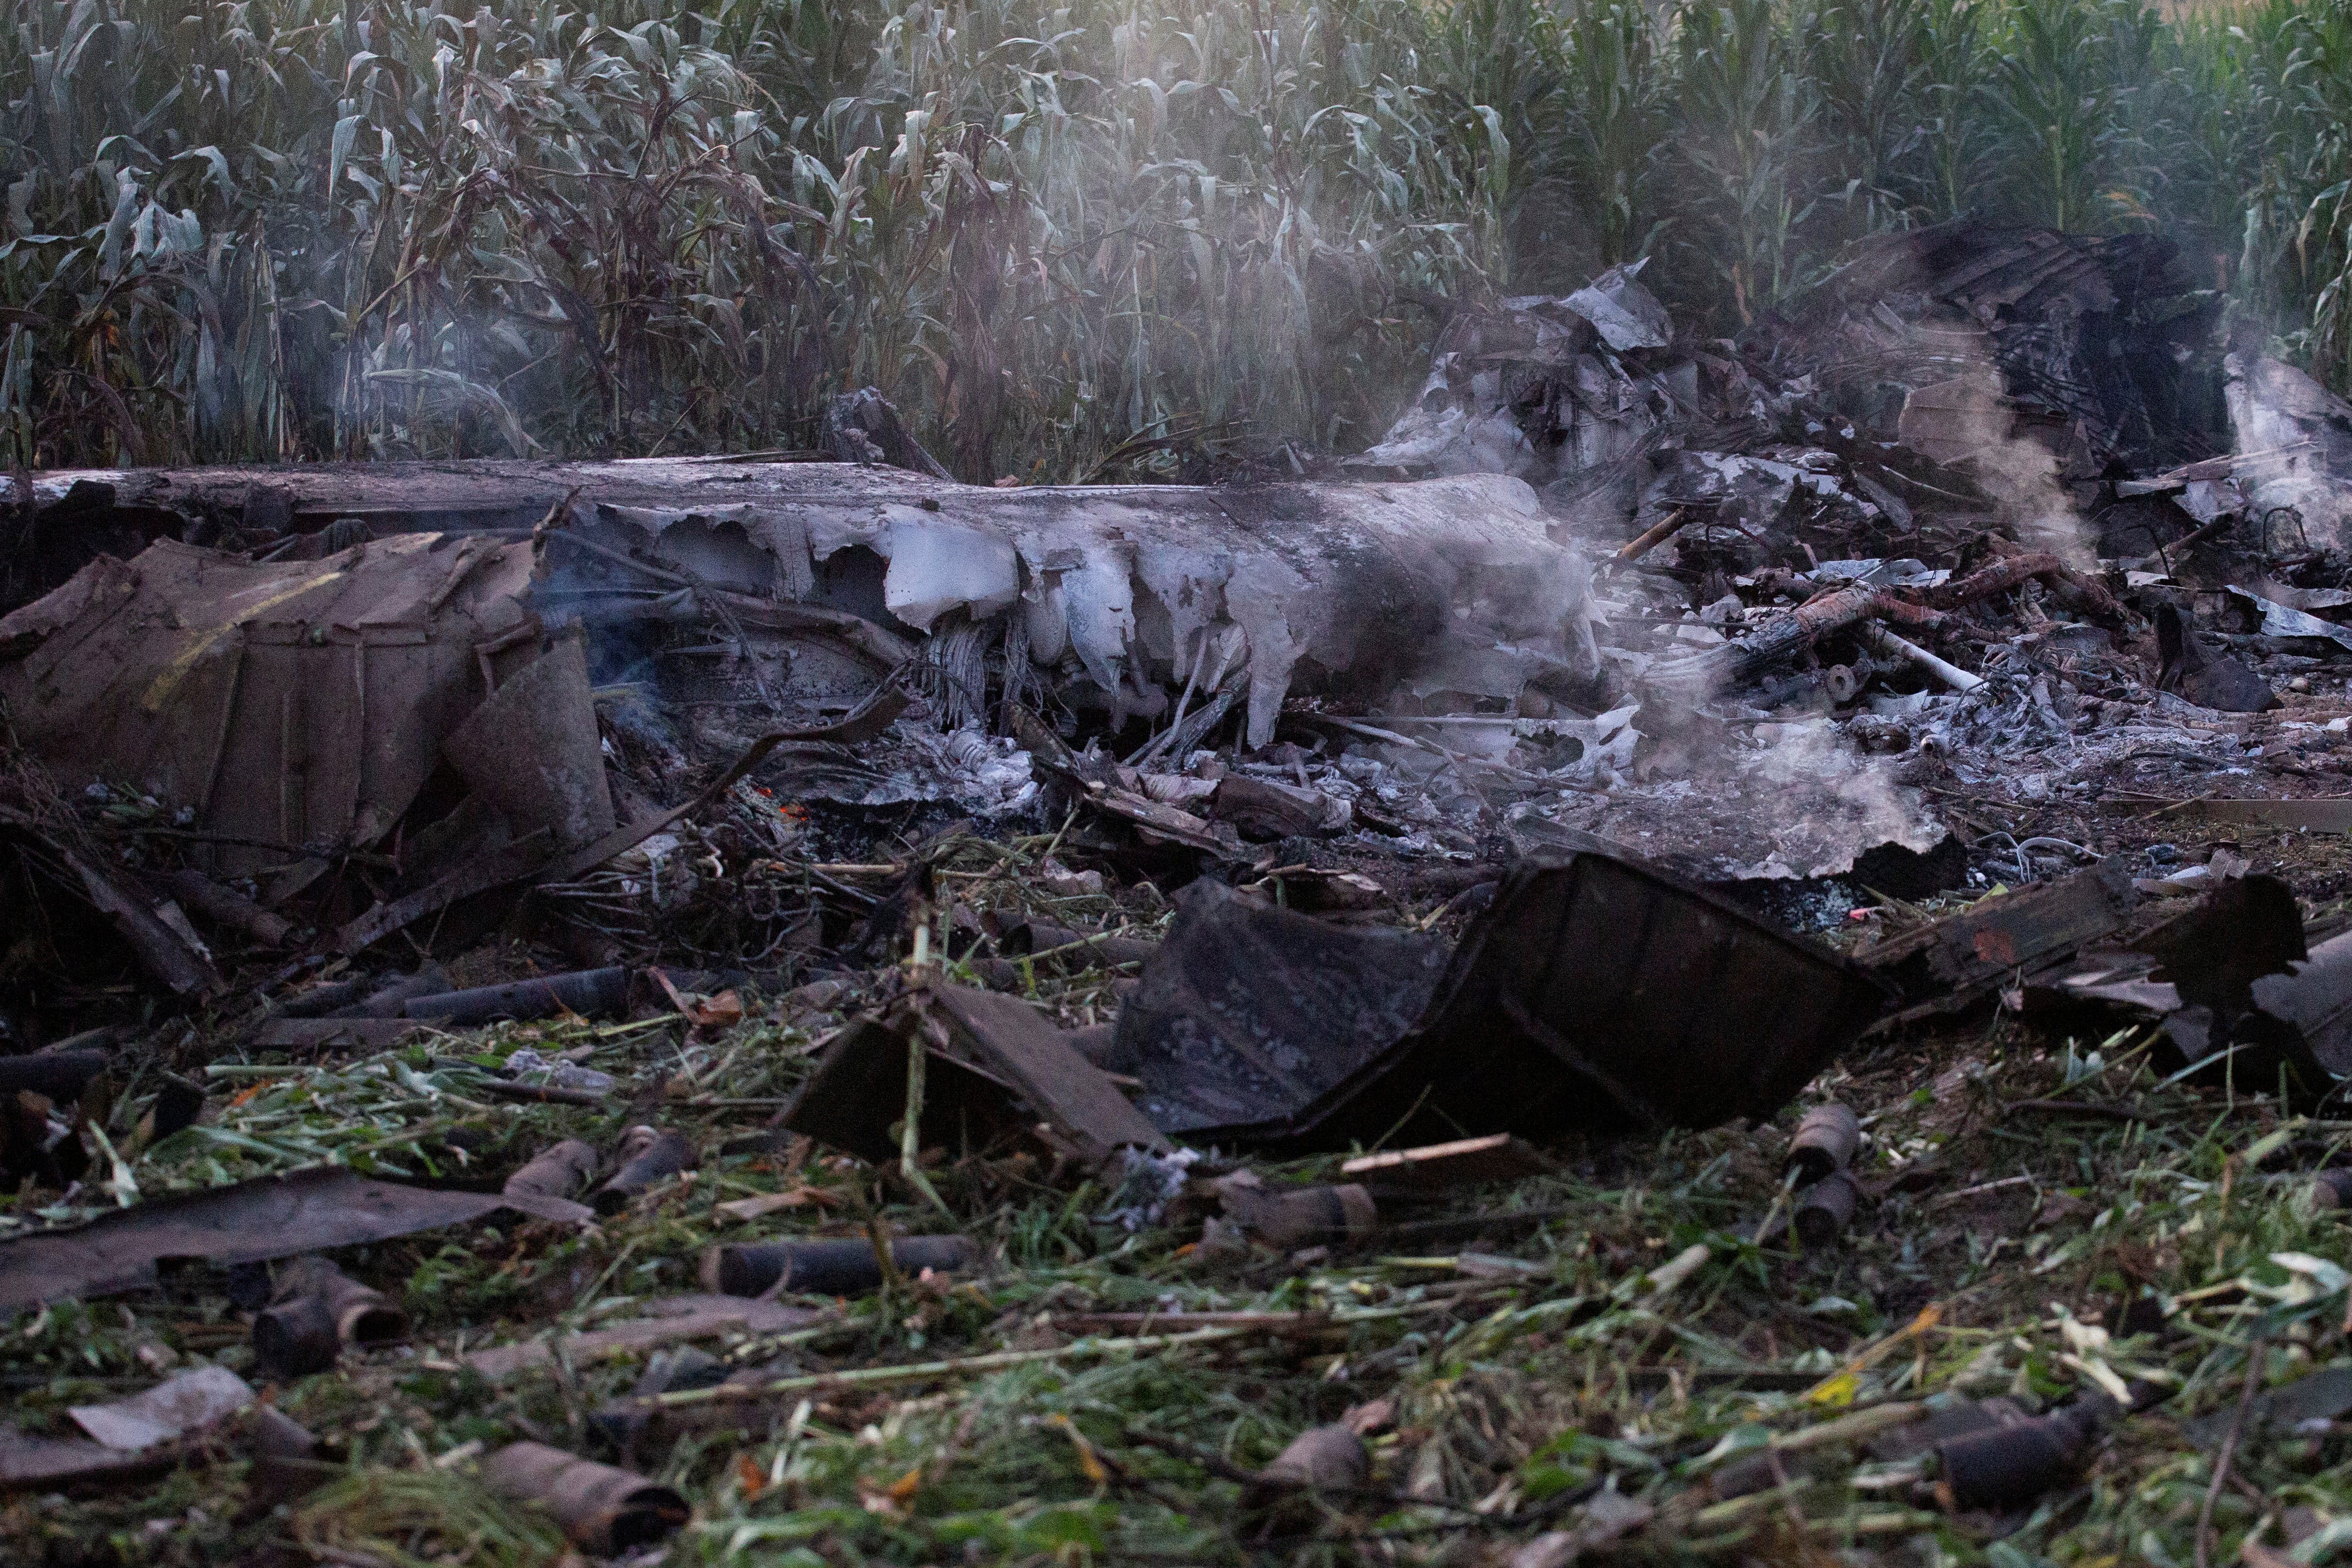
(7, 226, 2352, 1563)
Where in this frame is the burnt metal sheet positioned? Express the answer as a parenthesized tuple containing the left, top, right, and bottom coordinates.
(441, 628, 616, 849)
(782, 982, 1170, 1166)
(0, 1167, 505, 1308)
(0, 534, 537, 879)
(1281, 849, 1890, 1148)
(70, 1366, 254, 1450)
(2241, 929, 2352, 1089)
(1865, 858, 2140, 1015)
(2012, 876, 2338, 1097)
(1107, 880, 1449, 1136)
(1114, 843, 1890, 1151)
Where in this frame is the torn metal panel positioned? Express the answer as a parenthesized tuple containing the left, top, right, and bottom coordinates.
(0, 1167, 505, 1307)
(1864, 859, 2140, 1014)
(0, 1429, 172, 1492)
(1753, 221, 2222, 472)
(1008, 704, 1241, 856)
(1107, 881, 1450, 1137)
(1354, 263, 1685, 499)
(782, 982, 1170, 1166)
(1115, 844, 1887, 1150)
(2226, 585, 2352, 653)
(2155, 602, 2276, 712)
(2225, 352, 2352, 551)
(7, 461, 1603, 758)
(911, 984, 1173, 1160)
(2240, 929, 2352, 1084)
(1302, 848, 1889, 1145)
(0, 801, 223, 995)
(554, 468, 1600, 748)
(2019, 876, 2322, 1091)
(1566, 261, 1673, 352)
(440, 627, 616, 849)
(0, 1368, 259, 1494)
(70, 1366, 254, 1450)
(0, 533, 537, 878)
(0, 812, 224, 996)
(822, 386, 954, 479)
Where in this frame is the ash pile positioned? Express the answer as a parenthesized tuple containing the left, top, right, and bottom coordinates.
(1354, 221, 2352, 891)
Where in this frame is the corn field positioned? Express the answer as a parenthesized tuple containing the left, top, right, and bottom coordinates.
(1, 0, 2348, 478)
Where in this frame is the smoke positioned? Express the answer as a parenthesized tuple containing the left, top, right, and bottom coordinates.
(1732, 716, 1943, 880)
(1898, 342, 2098, 569)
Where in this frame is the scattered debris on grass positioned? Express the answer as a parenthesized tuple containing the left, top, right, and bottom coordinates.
(10, 227, 2352, 1566)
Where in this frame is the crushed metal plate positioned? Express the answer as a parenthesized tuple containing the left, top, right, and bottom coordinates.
(1115, 841, 1891, 1151)
(782, 982, 1171, 1167)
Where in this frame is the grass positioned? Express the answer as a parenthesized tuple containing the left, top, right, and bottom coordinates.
(2, 0, 2350, 480)
(9, 825, 2352, 1566)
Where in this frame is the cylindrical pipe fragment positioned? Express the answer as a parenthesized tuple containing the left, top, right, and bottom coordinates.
(1934, 1404, 2095, 1511)
(1862, 622, 1985, 694)
(245, 1406, 335, 1506)
(272, 976, 372, 1018)
(1252, 1424, 1367, 1494)
(591, 1127, 697, 1215)
(1242, 1424, 1369, 1530)
(148, 1074, 206, 1140)
(702, 1235, 974, 1298)
(0, 1049, 108, 1102)
(159, 868, 295, 949)
(252, 1260, 409, 1378)
(1784, 1102, 1859, 1186)
(331, 966, 451, 1018)
(2312, 1167, 2352, 1210)
(1793, 1170, 1859, 1250)
(404, 967, 632, 1027)
(501, 1138, 602, 1224)
(249, 1292, 346, 1378)
(1217, 1175, 1378, 1249)
(1614, 507, 1694, 563)
(479, 1441, 689, 1554)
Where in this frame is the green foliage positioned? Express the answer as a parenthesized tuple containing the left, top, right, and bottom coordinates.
(2, 0, 2350, 475)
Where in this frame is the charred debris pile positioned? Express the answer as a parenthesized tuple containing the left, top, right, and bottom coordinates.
(5, 224, 2352, 1564)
